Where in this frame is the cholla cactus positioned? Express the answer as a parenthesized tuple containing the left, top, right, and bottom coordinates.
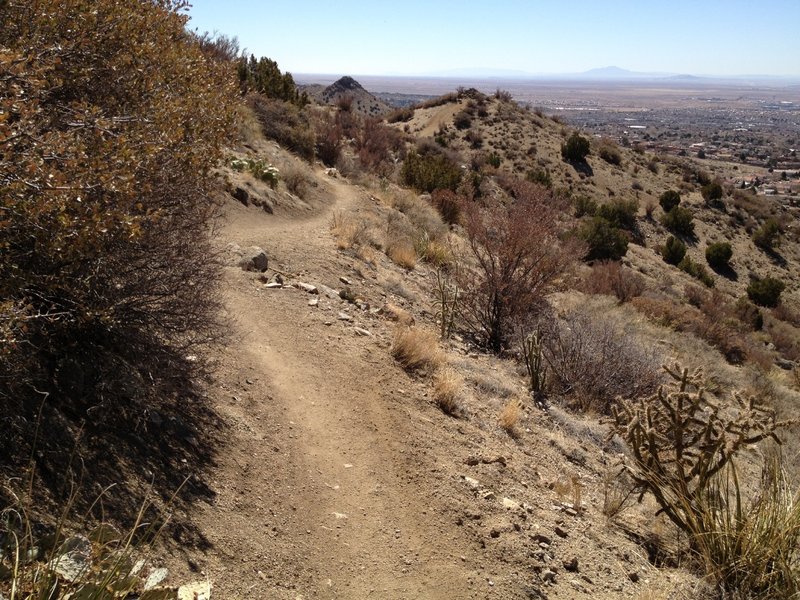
(608, 363, 793, 535)
(521, 328, 547, 401)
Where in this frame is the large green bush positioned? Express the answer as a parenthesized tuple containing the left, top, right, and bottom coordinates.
(705, 242, 733, 270)
(662, 236, 687, 265)
(661, 206, 695, 236)
(579, 217, 629, 261)
(747, 277, 786, 307)
(597, 198, 639, 230)
(659, 190, 681, 213)
(701, 181, 724, 204)
(561, 132, 591, 162)
(753, 218, 782, 251)
(401, 150, 462, 192)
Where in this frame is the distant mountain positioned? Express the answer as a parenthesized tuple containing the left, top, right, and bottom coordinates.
(575, 66, 676, 79)
(300, 76, 392, 117)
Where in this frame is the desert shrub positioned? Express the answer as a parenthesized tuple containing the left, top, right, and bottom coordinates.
(543, 310, 662, 414)
(431, 189, 462, 225)
(357, 117, 401, 175)
(487, 152, 502, 168)
(250, 95, 315, 161)
(561, 132, 591, 162)
(401, 150, 462, 192)
(735, 297, 764, 331)
(705, 242, 733, 270)
(458, 182, 579, 352)
(386, 239, 417, 269)
(498, 399, 523, 435)
(597, 198, 639, 230)
(453, 109, 472, 130)
(386, 106, 414, 123)
(391, 327, 443, 373)
(573, 195, 597, 218)
(582, 261, 646, 303)
(311, 111, 343, 167)
(609, 365, 800, 597)
(465, 128, 483, 149)
(661, 206, 695, 236)
(679, 256, 715, 288)
(662, 235, 686, 265)
(747, 276, 786, 308)
(766, 319, 800, 362)
(700, 181, 724, 204)
(753, 218, 782, 251)
(659, 190, 681, 213)
(597, 139, 622, 165)
(0, 0, 235, 503)
(526, 167, 552, 188)
(579, 218, 629, 261)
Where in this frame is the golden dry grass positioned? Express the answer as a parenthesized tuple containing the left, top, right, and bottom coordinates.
(432, 368, 462, 415)
(391, 327, 443, 373)
(331, 210, 368, 250)
(386, 240, 417, 269)
(498, 398, 523, 435)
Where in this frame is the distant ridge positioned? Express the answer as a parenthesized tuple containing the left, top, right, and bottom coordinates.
(300, 75, 392, 116)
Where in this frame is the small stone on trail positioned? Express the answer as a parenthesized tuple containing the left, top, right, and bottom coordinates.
(264, 282, 282, 289)
(353, 327, 371, 336)
(339, 276, 352, 285)
(555, 526, 568, 538)
(338, 312, 352, 321)
(308, 298, 319, 307)
(563, 557, 579, 572)
(295, 282, 318, 294)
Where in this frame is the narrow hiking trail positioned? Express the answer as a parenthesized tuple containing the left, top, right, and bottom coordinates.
(169, 175, 491, 599)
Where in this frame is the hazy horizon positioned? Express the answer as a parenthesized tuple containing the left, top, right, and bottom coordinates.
(187, 0, 800, 78)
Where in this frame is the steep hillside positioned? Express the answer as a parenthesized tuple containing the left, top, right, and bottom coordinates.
(302, 75, 393, 116)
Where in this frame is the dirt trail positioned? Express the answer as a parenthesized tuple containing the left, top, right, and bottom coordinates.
(174, 176, 483, 599)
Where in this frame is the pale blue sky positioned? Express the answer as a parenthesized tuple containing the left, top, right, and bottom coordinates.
(186, 1, 800, 77)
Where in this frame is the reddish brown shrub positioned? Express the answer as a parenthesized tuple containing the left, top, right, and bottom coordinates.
(458, 182, 580, 352)
(582, 261, 646, 303)
(431, 189, 463, 225)
(357, 117, 402, 175)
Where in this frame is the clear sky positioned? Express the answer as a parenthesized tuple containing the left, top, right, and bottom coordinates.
(186, 1, 800, 77)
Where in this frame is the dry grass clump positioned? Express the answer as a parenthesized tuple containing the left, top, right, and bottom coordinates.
(282, 163, 311, 198)
(391, 327, 443, 373)
(415, 234, 452, 266)
(432, 368, 463, 415)
(331, 210, 369, 250)
(498, 398, 523, 435)
(386, 239, 417, 269)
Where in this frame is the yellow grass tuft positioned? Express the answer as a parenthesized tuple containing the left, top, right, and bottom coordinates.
(432, 368, 463, 415)
(386, 240, 417, 269)
(498, 398, 523, 435)
(391, 327, 443, 373)
(330, 210, 368, 250)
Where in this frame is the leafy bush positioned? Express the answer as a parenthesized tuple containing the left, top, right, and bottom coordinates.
(701, 181, 724, 204)
(453, 110, 472, 130)
(597, 198, 639, 230)
(597, 139, 622, 165)
(753, 218, 782, 251)
(579, 218, 629, 261)
(573, 195, 597, 218)
(659, 190, 681, 213)
(662, 236, 687, 265)
(561, 132, 591, 162)
(458, 182, 579, 352)
(661, 206, 695, 236)
(526, 167, 552, 188)
(747, 277, 786, 308)
(401, 150, 462, 192)
(0, 0, 235, 496)
(250, 95, 315, 161)
(735, 297, 764, 331)
(705, 241, 733, 270)
(679, 256, 715, 288)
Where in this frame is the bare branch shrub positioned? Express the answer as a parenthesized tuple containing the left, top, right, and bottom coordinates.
(582, 261, 646, 303)
(543, 310, 663, 413)
(458, 181, 580, 352)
